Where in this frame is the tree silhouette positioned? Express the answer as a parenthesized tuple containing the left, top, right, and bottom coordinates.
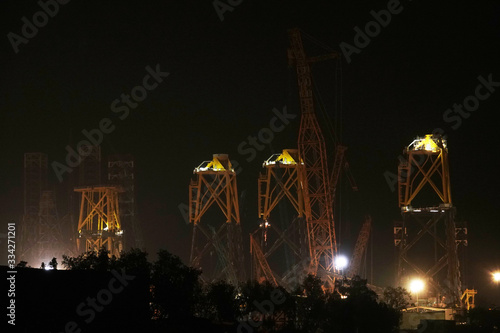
(48, 257, 58, 270)
(322, 276, 399, 333)
(62, 248, 117, 271)
(204, 280, 240, 323)
(150, 249, 202, 320)
(383, 286, 412, 311)
(16, 261, 27, 268)
(293, 274, 328, 332)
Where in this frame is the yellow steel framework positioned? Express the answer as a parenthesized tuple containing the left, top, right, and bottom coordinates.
(258, 149, 306, 220)
(395, 134, 462, 305)
(399, 134, 452, 207)
(461, 289, 477, 310)
(252, 149, 309, 288)
(75, 186, 124, 257)
(108, 155, 143, 249)
(288, 28, 339, 288)
(189, 154, 245, 285)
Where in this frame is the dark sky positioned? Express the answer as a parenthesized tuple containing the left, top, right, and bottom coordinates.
(1, 0, 499, 305)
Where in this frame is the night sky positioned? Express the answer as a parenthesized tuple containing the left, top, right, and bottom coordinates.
(1, 0, 499, 305)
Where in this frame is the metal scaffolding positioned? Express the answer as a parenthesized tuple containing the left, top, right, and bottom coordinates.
(36, 191, 69, 264)
(252, 149, 309, 289)
(395, 134, 463, 305)
(20, 153, 48, 265)
(189, 154, 245, 286)
(108, 154, 143, 249)
(75, 186, 124, 257)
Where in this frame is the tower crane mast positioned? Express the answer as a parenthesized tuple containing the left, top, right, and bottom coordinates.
(287, 28, 339, 286)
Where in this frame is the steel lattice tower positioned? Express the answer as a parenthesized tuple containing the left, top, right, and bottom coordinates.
(189, 154, 245, 286)
(108, 154, 143, 249)
(79, 144, 101, 186)
(36, 191, 70, 264)
(252, 149, 309, 289)
(75, 186, 124, 257)
(20, 153, 48, 265)
(288, 28, 339, 288)
(395, 134, 463, 305)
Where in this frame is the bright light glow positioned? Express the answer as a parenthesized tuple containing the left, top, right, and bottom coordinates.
(416, 135, 439, 152)
(335, 255, 349, 270)
(493, 271, 500, 282)
(409, 279, 425, 293)
(44, 266, 53, 271)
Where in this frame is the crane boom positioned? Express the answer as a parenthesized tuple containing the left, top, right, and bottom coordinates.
(347, 215, 372, 278)
(250, 233, 278, 287)
(288, 28, 339, 286)
(330, 145, 347, 204)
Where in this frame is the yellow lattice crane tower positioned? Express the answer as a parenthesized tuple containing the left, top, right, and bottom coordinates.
(189, 154, 245, 285)
(252, 149, 308, 288)
(395, 134, 464, 305)
(75, 186, 124, 257)
(288, 28, 340, 289)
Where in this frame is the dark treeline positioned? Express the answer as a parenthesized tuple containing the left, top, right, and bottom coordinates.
(5, 248, 499, 332)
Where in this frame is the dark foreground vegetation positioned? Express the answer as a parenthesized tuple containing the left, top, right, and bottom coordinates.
(4, 248, 499, 332)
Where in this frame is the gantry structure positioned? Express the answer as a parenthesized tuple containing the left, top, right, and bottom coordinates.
(108, 154, 144, 249)
(36, 190, 71, 264)
(20, 153, 73, 266)
(75, 186, 124, 257)
(252, 149, 309, 288)
(288, 28, 340, 288)
(395, 134, 464, 305)
(189, 154, 245, 285)
(20, 153, 48, 265)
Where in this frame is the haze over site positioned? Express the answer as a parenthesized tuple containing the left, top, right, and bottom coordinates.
(1, 0, 499, 306)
